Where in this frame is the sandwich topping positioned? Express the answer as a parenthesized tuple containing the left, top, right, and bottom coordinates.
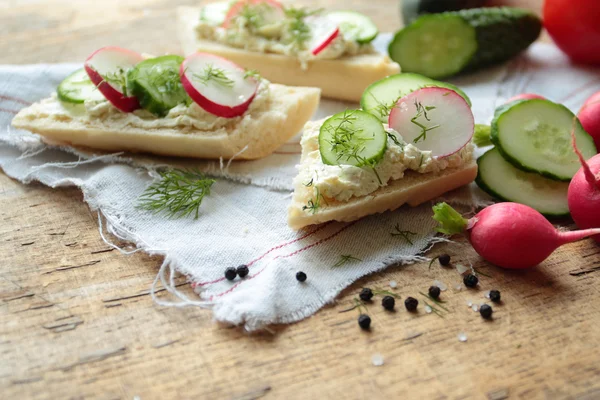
(46, 47, 270, 131)
(195, 0, 379, 68)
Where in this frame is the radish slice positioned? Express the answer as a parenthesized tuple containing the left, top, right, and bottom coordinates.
(180, 52, 259, 118)
(388, 87, 474, 157)
(222, 0, 284, 28)
(84, 46, 144, 112)
(306, 16, 340, 56)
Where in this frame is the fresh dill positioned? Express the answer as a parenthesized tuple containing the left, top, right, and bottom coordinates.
(243, 69, 261, 80)
(332, 254, 362, 268)
(284, 6, 322, 49)
(371, 93, 399, 120)
(303, 186, 326, 214)
(100, 67, 129, 95)
(338, 297, 368, 314)
(390, 223, 417, 245)
(419, 291, 449, 309)
(411, 101, 440, 143)
(423, 300, 445, 318)
(238, 2, 269, 30)
(148, 66, 183, 95)
(137, 169, 216, 219)
(418, 153, 425, 168)
(194, 64, 234, 88)
(387, 132, 404, 149)
(303, 178, 313, 187)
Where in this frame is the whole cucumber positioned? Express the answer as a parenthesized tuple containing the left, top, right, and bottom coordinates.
(402, 0, 487, 24)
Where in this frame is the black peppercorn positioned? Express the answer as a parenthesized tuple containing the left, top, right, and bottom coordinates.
(489, 290, 501, 303)
(439, 254, 451, 266)
(236, 264, 249, 278)
(480, 304, 493, 319)
(463, 274, 479, 288)
(359, 287, 374, 302)
(224, 267, 237, 281)
(404, 296, 418, 311)
(428, 285, 441, 299)
(296, 271, 307, 282)
(382, 296, 395, 311)
(358, 314, 371, 330)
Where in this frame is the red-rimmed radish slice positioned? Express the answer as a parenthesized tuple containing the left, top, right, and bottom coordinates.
(306, 16, 340, 56)
(84, 46, 144, 112)
(222, 0, 284, 28)
(180, 53, 259, 118)
(389, 87, 474, 158)
(505, 93, 545, 103)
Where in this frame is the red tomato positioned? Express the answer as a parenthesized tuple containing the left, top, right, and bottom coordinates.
(543, 0, 600, 65)
(222, 0, 284, 28)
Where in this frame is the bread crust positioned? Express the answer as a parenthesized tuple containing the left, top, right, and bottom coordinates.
(177, 7, 401, 102)
(12, 84, 320, 160)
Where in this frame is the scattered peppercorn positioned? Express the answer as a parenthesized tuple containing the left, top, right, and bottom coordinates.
(439, 254, 451, 266)
(359, 288, 374, 302)
(489, 290, 501, 303)
(463, 274, 479, 288)
(404, 296, 418, 311)
(296, 271, 307, 282)
(480, 304, 493, 319)
(382, 296, 395, 311)
(358, 314, 371, 330)
(236, 264, 249, 278)
(224, 267, 237, 281)
(428, 285, 441, 299)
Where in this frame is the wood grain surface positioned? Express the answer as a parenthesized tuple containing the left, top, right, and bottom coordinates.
(3, 1, 600, 399)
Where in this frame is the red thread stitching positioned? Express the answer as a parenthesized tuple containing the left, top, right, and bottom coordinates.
(0, 107, 18, 115)
(192, 222, 332, 288)
(0, 95, 31, 106)
(210, 221, 357, 300)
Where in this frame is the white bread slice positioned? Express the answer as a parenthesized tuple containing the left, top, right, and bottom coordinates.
(177, 7, 400, 102)
(288, 158, 478, 230)
(11, 84, 320, 160)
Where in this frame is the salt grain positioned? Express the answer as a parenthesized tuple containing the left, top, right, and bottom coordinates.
(425, 305, 432, 314)
(472, 304, 479, 312)
(456, 263, 469, 275)
(433, 280, 447, 291)
(458, 332, 468, 342)
(371, 354, 384, 366)
(389, 280, 397, 289)
(484, 290, 491, 299)
(455, 284, 462, 291)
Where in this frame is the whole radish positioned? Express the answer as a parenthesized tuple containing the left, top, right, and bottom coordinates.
(432, 202, 600, 269)
(568, 124, 600, 243)
(577, 91, 600, 150)
(505, 93, 545, 103)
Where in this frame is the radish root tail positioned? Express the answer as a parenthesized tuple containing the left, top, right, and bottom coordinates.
(570, 116, 600, 189)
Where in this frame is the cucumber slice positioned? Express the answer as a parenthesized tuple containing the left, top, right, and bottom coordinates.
(319, 110, 387, 167)
(360, 73, 471, 122)
(326, 11, 379, 44)
(476, 148, 570, 216)
(57, 68, 105, 104)
(199, 1, 232, 26)
(491, 99, 597, 181)
(388, 14, 477, 79)
(128, 55, 189, 117)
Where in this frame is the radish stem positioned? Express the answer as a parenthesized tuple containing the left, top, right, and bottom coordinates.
(432, 202, 468, 235)
(557, 228, 600, 245)
(570, 117, 600, 189)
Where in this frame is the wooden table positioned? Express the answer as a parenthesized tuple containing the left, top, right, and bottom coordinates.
(3, 1, 600, 399)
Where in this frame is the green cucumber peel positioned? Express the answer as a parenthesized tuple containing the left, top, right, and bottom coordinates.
(432, 202, 468, 236)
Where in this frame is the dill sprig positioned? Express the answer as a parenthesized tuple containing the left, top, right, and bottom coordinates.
(303, 186, 326, 214)
(390, 223, 417, 245)
(193, 64, 234, 88)
(412, 101, 440, 143)
(137, 169, 216, 219)
(303, 178, 313, 187)
(371, 93, 399, 120)
(332, 254, 362, 268)
(243, 69, 261, 80)
(148, 66, 183, 95)
(387, 132, 404, 149)
(284, 6, 323, 49)
(100, 67, 129, 95)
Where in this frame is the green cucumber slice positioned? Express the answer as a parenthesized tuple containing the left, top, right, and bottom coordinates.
(57, 68, 105, 104)
(360, 73, 471, 122)
(476, 148, 570, 216)
(128, 55, 189, 117)
(326, 11, 379, 44)
(491, 99, 597, 181)
(388, 14, 477, 79)
(319, 110, 387, 167)
(199, 1, 232, 26)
